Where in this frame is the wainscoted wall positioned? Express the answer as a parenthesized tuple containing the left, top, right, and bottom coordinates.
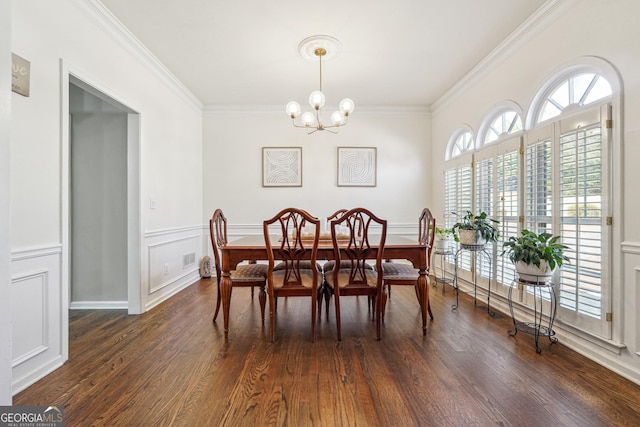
(9, 0, 204, 395)
(1, 0, 12, 404)
(11, 226, 205, 393)
(143, 226, 203, 312)
(10, 245, 65, 394)
(622, 243, 640, 360)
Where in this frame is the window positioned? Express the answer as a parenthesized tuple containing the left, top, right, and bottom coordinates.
(538, 73, 612, 123)
(443, 63, 615, 339)
(495, 143, 520, 286)
(484, 110, 523, 145)
(444, 154, 473, 270)
(524, 131, 553, 235)
(556, 108, 609, 334)
(448, 130, 474, 160)
(474, 155, 494, 281)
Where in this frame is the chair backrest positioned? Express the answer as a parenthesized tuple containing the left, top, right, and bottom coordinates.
(330, 207, 387, 286)
(327, 208, 365, 238)
(418, 208, 436, 271)
(209, 208, 227, 282)
(327, 209, 348, 221)
(263, 208, 320, 287)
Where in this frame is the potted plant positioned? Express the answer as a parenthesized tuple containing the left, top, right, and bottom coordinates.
(501, 229, 570, 283)
(452, 211, 500, 246)
(434, 227, 454, 251)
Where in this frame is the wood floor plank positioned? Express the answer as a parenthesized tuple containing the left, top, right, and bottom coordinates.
(13, 278, 640, 426)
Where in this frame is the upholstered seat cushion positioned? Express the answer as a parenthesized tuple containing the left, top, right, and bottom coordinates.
(382, 262, 419, 281)
(274, 260, 322, 271)
(231, 263, 268, 282)
(323, 259, 373, 272)
(325, 269, 378, 288)
(271, 269, 321, 289)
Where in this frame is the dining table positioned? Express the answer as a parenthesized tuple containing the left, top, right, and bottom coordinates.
(219, 234, 430, 338)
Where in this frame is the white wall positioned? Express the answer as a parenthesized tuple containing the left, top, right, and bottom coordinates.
(430, 0, 640, 383)
(1, 0, 13, 406)
(69, 85, 128, 305)
(9, 0, 203, 393)
(71, 112, 128, 303)
(203, 108, 432, 238)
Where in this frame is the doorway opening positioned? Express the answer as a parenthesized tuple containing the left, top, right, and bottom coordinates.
(67, 75, 141, 314)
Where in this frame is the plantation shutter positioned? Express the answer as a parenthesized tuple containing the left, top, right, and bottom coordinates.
(474, 152, 494, 282)
(495, 137, 521, 286)
(524, 124, 554, 236)
(444, 154, 473, 270)
(524, 109, 610, 338)
(557, 106, 610, 337)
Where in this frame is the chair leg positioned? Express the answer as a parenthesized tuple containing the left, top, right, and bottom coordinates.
(381, 285, 389, 322)
(334, 290, 342, 341)
(375, 297, 382, 340)
(317, 286, 323, 320)
(428, 300, 434, 320)
(251, 286, 255, 300)
(259, 285, 267, 324)
(311, 289, 317, 343)
(212, 279, 222, 322)
(269, 294, 276, 343)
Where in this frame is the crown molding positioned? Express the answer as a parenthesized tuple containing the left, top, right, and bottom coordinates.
(203, 105, 430, 118)
(431, 0, 579, 114)
(72, 0, 203, 111)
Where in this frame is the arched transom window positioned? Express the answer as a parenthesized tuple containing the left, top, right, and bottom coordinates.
(485, 110, 523, 144)
(538, 73, 612, 123)
(450, 130, 474, 159)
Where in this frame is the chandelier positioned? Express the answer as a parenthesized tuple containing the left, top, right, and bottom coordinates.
(286, 35, 355, 134)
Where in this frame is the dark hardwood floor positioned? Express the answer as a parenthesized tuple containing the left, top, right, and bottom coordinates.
(14, 278, 640, 426)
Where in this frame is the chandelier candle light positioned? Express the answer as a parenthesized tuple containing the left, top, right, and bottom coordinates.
(286, 35, 355, 134)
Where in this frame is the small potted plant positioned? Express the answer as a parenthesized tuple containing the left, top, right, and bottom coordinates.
(434, 227, 454, 251)
(501, 229, 570, 283)
(452, 211, 500, 246)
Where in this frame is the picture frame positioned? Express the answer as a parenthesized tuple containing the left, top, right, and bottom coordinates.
(337, 147, 377, 187)
(262, 147, 302, 187)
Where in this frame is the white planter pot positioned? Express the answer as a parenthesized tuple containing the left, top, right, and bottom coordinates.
(515, 260, 554, 283)
(435, 239, 449, 251)
(458, 229, 486, 246)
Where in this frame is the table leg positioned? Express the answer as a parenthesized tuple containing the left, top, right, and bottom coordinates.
(220, 271, 233, 338)
(417, 269, 429, 335)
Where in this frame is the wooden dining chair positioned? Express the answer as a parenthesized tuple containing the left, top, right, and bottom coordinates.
(381, 207, 435, 320)
(320, 209, 373, 318)
(210, 209, 268, 323)
(263, 208, 322, 343)
(325, 207, 387, 340)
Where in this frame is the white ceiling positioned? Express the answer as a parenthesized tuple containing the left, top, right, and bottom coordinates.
(99, 0, 548, 108)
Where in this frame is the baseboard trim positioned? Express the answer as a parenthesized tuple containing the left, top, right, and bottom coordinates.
(69, 301, 128, 310)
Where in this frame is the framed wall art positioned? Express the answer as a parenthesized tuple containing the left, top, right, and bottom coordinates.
(337, 147, 377, 187)
(262, 147, 302, 187)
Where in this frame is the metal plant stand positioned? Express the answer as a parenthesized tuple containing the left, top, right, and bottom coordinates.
(432, 248, 453, 292)
(507, 278, 558, 354)
(452, 244, 495, 316)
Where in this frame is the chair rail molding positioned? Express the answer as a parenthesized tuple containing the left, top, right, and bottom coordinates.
(11, 244, 62, 261)
(621, 240, 640, 255)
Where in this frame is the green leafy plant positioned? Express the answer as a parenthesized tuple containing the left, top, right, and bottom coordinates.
(435, 227, 454, 240)
(452, 211, 500, 243)
(501, 229, 569, 270)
